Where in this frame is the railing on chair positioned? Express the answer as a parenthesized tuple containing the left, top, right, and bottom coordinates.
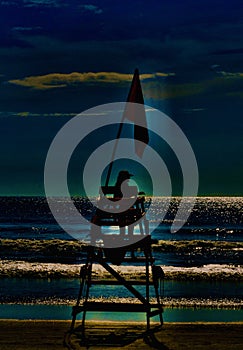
(90, 186, 149, 246)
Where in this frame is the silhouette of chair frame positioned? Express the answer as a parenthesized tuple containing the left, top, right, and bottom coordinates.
(67, 187, 163, 341)
(69, 236, 164, 340)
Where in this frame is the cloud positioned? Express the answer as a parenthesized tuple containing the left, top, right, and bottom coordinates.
(182, 108, 206, 113)
(12, 26, 42, 32)
(0, 1, 17, 5)
(0, 0, 62, 8)
(143, 81, 206, 100)
(16, 111, 77, 117)
(8, 71, 174, 90)
(0, 111, 77, 118)
(216, 71, 243, 78)
(8, 70, 243, 101)
(1, 1, 103, 12)
(23, 0, 60, 7)
(143, 74, 243, 100)
(211, 65, 243, 79)
(81, 4, 103, 15)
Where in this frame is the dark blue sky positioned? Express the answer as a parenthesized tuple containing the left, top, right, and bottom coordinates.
(0, 0, 242, 196)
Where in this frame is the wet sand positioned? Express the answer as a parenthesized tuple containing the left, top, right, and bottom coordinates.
(0, 320, 242, 349)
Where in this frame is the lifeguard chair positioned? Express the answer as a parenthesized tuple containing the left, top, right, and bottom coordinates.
(66, 185, 164, 343)
(65, 69, 164, 345)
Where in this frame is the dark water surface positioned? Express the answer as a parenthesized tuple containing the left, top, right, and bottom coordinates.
(0, 197, 242, 322)
(0, 278, 242, 303)
(0, 197, 242, 242)
(0, 304, 242, 322)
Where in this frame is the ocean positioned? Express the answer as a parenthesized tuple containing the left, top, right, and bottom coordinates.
(0, 196, 242, 242)
(0, 196, 242, 321)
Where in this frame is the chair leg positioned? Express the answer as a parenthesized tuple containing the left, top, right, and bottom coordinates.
(70, 264, 88, 332)
(152, 265, 164, 327)
(145, 251, 150, 332)
(81, 260, 92, 338)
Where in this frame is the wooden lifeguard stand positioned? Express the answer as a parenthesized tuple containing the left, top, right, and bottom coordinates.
(65, 69, 163, 345)
(68, 186, 164, 340)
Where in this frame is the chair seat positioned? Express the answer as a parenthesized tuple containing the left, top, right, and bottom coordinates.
(93, 186, 146, 227)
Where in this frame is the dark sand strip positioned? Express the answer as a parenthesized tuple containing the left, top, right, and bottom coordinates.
(0, 320, 242, 349)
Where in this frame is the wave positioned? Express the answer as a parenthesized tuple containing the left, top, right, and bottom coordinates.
(1, 239, 242, 265)
(1, 296, 242, 309)
(0, 259, 242, 281)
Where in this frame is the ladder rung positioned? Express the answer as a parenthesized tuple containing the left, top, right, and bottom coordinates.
(73, 302, 162, 314)
(90, 279, 154, 285)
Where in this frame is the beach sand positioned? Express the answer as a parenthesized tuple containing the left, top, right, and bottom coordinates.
(0, 320, 242, 349)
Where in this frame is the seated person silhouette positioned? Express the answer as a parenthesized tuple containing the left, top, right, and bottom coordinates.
(90, 170, 140, 245)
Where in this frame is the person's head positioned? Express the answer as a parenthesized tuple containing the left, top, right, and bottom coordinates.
(116, 170, 133, 184)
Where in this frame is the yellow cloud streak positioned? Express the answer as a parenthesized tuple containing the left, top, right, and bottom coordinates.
(9, 71, 243, 99)
(16, 112, 77, 117)
(9, 71, 174, 90)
